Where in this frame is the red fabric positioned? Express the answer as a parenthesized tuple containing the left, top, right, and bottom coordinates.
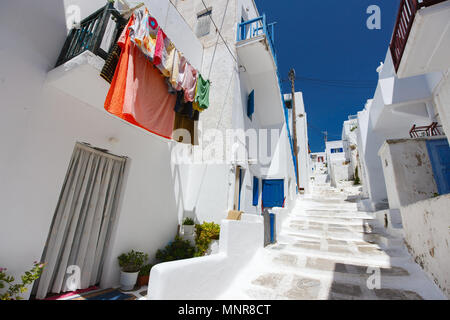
(42, 286, 99, 300)
(104, 16, 176, 140)
(153, 28, 166, 66)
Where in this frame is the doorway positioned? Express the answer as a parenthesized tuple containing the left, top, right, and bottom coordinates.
(33, 142, 127, 299)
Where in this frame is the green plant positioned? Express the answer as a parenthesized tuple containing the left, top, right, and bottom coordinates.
(182, 217, 195, 225)
(350, 125, 358, 132)
(118, 250, 148, 273)
(194, 222, 220, 257)
(138, 264, 153, 276)
(354, 166, 361, 185)
(156, 236, 196, 262)
(0, 262, 46, 300)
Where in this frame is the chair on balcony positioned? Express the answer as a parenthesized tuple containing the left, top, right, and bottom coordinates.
(409, 122, 443, 138)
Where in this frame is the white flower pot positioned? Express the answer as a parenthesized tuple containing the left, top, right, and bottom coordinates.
(182, 225, 195, 235)
(120, 270, 139, 291)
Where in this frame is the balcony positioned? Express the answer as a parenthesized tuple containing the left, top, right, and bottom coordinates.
(46, 3, 126, 109)
(55, 3, 126, 67)
(390, 0, 450, 78)
(236, 15, 285, 127)
(46, 1, 203, 112)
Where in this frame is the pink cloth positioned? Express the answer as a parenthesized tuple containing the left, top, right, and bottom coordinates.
(181, 62, 197, 102)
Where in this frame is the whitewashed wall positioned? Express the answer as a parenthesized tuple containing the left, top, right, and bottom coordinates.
(0, 0, 206, 299)
(147, 214, 264, 299)
(378, 138, 438, 210)
(401, 195, 450, 299)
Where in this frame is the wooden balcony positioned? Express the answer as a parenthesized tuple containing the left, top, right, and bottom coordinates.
(55, 3, 126, 67)
(390, 0, 449, 76)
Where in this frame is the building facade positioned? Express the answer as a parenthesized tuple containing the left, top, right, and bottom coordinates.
(0, 0, 303, 299)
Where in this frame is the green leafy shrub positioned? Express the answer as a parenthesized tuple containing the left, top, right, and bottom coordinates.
(0, 262, 46, 300)
(194, 222, 220, 257)
(156, 236, 196, 262)
(182, 217, 195, 225)
(118, 250, 148, 273)
(138, 264, 153, 276)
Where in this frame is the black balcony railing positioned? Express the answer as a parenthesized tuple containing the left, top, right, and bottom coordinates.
(55, 2, 127, 67)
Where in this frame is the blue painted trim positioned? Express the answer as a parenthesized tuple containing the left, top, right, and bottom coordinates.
(426, 139, 450, 195)
(252, 176, 259, 206)
(269, 213, 275, 243)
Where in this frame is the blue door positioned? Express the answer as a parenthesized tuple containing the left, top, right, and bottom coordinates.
(262, 179, 284, 208)
(426, 139, 450, 195)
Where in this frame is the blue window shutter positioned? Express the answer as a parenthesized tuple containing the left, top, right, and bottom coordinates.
(426, 139, 450, 195)
(252, 177, 259, 206)
(247, 90, 254, 120)
(262, 179, 284, 207)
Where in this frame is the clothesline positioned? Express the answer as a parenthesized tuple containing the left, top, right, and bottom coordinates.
(104, 7, 211, 144)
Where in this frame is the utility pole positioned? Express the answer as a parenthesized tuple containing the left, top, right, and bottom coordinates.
(289, 69, 300, 193)
(322, 131, 328, 145)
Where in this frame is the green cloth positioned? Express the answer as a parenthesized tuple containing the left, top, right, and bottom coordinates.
(194, 74, 210, 110)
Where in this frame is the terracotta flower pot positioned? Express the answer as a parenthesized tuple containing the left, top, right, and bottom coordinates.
(137, 275, 150, 287)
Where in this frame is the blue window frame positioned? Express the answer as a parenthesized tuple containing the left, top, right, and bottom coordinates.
(247, 90, 254, 120)
(262, 179, 284, 208)
(252, 176, 259, 206)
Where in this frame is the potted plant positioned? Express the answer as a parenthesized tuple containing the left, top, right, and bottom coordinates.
(137, 263, 153, 287)
(182, 217, 195, 236)
(117, 250, 148, 291)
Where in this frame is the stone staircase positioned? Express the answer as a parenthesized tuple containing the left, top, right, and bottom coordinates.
(219, 185, 447, 300)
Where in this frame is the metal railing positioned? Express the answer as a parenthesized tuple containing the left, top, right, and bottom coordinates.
(409, 122, 444, 138)
(55, 2, 127, 67)
(390, 0, 447, 72)
(236, 15, 276, 58)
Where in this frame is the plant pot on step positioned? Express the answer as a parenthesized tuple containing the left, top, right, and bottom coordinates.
(119, 270, 139, 291)
(137, 275, 150, 287)
(182, 225, 195, 236)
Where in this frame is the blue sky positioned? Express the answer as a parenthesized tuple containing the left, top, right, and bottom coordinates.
(255, 0, 401, 152)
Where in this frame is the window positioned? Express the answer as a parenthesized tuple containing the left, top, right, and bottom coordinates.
(285, 99, 292, 109)
(247, 90, 255, 120)
(196, 8, 212, 37)
(331, 148, 344, 153)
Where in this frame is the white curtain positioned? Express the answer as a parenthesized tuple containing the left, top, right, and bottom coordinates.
(35, 143, 127, 299)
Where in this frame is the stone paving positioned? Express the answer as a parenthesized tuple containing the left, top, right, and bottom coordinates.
(220, 182, 446, 300)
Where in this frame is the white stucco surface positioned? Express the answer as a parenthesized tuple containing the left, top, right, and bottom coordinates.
(400, 195, 450, 298)
(378, 138, 438, 210)
(147, 215, 264, 299)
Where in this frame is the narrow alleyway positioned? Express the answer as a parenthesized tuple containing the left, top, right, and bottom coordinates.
(220, 181, 446, 300)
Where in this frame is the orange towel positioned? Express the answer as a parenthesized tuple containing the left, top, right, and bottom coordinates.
(105, 16, 176, 140)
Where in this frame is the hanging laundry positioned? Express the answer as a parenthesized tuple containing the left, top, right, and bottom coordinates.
(176, 55, 187, 91)
(181, 62, 198, 102)
(170, 50, 181, 90)
(153, 29, 176, 77)
(192, 73, 210, 112)
(104, 16, 176, 140)
(100, 43, 122, 84)
(174, 91, 199, 121)
(129, 8, 159, 60)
